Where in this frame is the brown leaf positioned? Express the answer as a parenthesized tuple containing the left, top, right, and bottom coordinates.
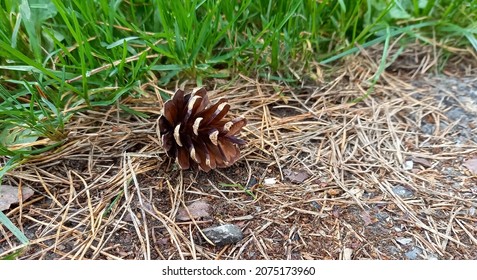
(412, 157, 432, 168)
(176, 200, 211, 221)
(0, 185, 34, 211)
(463, 158, 477, 174)
(283, 169, 310, 183)
(360, 211, 375, 226)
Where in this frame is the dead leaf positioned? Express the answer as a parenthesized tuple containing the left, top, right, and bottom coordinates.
(463, 158, 477, 174)
(412, 157, 432, 168)
(283, 169, 310, 183)
(360, 211, 375, 226)
(176, 200, 211, 221)
(0, 185, 34, 211)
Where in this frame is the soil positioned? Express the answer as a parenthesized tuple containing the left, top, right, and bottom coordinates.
(1, 55, 477, 259)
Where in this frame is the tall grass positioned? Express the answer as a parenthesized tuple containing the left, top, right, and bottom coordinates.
(1, 1, 475, 88)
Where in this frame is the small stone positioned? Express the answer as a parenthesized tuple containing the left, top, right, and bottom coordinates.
(396, 237, 413, 245)
(421, 123, 435, 135)
(403, 160, 414, 170)
(263, 178, 277, 185)
(392, 185, 414, 199)
(202, 224, 243, 246)
(446, 107, 468, 124)
(376, 212, 390, 223)
(405, 247, 422, 260)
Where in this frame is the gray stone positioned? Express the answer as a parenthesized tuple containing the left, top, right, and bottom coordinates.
(375, 212, 390, 223)
(420, 123, 435, 135)
(446, 107, 469, 123)
(392, 185, 414, 199)
(396, 237, 413, 245)
(405, 247, 422, 260)
(202, 224, 243, 246)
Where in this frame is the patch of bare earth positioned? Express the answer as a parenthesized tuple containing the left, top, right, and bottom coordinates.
(1, 47, 477, 259)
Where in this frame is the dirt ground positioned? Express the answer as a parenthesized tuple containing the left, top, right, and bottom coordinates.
(1, 48, 477, 259)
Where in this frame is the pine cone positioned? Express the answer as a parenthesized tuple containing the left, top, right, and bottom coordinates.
(158, 87, 246, 172)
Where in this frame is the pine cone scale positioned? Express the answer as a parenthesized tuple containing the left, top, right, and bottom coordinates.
(224, 117, 246, 136)
(162, 90, 185, 125)
(161, 133, 175, 157)
(177, 146, 190, 169)
(218, 138, 239, 164)
(199, 100, 230, 126)
(192, 117, 203, 135)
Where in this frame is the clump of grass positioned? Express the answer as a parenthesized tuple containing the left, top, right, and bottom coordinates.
(1, 1, 475, 88)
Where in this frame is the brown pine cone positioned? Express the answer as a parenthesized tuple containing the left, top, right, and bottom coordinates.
(158, 87, 246, 172)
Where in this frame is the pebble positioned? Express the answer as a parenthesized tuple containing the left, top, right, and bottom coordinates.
(405, 247, 422, 260)
(420, 123, 435, 135)
(263, 178, 277, 185)
(403, 160, 414, 170)
(392, 185, 414, 199)
(202, 224, 243, 246)
(375, 212, 390, 223)
(396, 237, 413, 245)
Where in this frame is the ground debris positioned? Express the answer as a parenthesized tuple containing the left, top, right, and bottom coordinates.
(202, 224, 243, 246)
(391, 185, 414, 199)
(283, 169, 310, 183)
(405, 247, 422, 260)
(0, 185, 34, 211)
(396, 237, 413, 245)
(463, 158, 477, 174)
(176, 200, 211, 221)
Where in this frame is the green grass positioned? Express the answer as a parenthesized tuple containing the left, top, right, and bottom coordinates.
(0, 0, 476, 248)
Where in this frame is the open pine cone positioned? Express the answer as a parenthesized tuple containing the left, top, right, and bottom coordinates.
(158, 87, 246, 172)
